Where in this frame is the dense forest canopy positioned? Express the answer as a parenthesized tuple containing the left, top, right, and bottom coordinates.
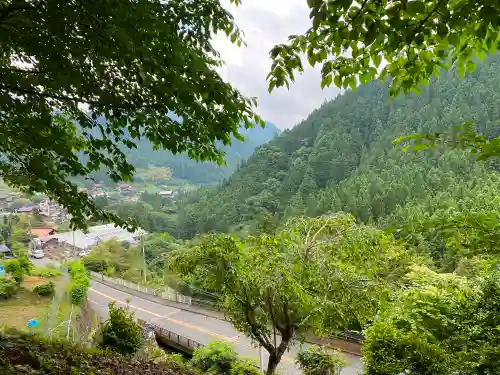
(176, 55, 500, 237)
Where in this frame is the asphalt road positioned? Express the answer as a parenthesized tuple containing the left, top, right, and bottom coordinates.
(88, 280, 363, 375)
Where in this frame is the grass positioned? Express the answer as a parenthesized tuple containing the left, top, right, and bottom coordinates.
(30, 266, 63, 278)
(0, 288, 52, 330)
(0, 272, 65, 332)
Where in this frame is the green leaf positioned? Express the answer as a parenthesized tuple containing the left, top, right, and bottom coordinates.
(467, 60, 477, 73)
(407, 1, 426, 15)
(372, 54, 382, 68)
(334, 75, 342, 88)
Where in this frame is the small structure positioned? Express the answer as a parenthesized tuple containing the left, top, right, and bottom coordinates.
(0, 244, 13, 258)
(17, 205, 37, 214)
(45, 223, 145, 255)
(118, 183, 131, 190)
(159, 190, 175, 198)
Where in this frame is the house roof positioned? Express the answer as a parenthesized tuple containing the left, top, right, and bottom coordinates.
(31, 228, 55, 238)
(49, 223, 145, 250)
(159, 190, 173, 195)
(0, 244, 11, 253)
(17, 206, 36, 213)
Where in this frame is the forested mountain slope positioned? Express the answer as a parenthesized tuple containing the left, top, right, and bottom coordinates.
(124, 121, 280, 185)
(176, 56, 500, 237)
(84, 121, 279, 186)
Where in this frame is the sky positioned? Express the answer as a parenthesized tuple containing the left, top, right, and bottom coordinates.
(213, 0, 341, 129)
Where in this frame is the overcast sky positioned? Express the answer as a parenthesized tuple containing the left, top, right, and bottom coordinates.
(213, 0, 341, 129)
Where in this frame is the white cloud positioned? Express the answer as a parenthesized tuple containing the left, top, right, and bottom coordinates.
(213, 0, 340, 129)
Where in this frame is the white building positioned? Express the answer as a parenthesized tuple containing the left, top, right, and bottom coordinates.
(47, 223, 145, 254)
(39, 199, 66, 219)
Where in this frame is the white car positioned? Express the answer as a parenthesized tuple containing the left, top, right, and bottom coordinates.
(79, 250, 90, 257)
(29, 249, 45, 259)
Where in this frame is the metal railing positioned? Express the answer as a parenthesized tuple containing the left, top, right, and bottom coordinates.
(89, 271, 193, 305)
(138, 319, 203, 352)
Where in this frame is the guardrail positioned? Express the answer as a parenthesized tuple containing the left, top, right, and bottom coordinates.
(137, 318, 202, 354)
(89, 271, 193, 305)
(89, 271, 364, 349)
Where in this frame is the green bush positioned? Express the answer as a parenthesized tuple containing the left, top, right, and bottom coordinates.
(296, 346, 347, 375)
(4, 259, 24, 282)
(100, 301, 144, 355)
(17, 256, 33, 274)
(0, 278, 17, 299)
(33, 281, 55, 296)
(229, 358, 261, 375)
(68, 261, 90, 306)
(31, 267, 62, 278)
(82, 258, 107, 273)
(191, 341, 239, 375)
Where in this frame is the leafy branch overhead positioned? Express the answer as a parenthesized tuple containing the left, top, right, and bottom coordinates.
(268, 0, 500, 95)
(0, 0, 261, 228)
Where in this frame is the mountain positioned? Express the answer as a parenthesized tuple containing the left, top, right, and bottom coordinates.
(82, 120, 280, 186)
(123, 121, 280, 185)
(175, 55, 500, 237)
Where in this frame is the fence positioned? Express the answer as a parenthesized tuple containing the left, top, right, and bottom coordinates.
(88, 271, 193, 305)
(138, 318, 203, 353)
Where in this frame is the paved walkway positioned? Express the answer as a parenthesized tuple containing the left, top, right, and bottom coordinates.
(88, 280, 363, 375)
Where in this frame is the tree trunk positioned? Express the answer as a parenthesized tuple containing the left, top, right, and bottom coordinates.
(266, 353, 280, 375)
(265, 336, 290, 375)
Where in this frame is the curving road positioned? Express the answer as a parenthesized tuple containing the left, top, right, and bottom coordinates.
(88, 280, 363, 375)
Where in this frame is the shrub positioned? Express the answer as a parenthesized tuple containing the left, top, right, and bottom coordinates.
(0, 278, 17, 299)
(4, 259, 24, 282)
(31, 267, 62, 277)
(191, 341, 238, 375)
(82, 258, 107, 273)
(33, 281, 55, 296)
(296, 346, 347, 375)
(68, 261, 90, 306)
(100, 301, 144, 355)
(17, 256, 33, 274)
(229, 358, 261, 375)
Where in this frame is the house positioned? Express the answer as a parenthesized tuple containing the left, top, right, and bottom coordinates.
(17, 205, 37, 214)
(94, 183, 104, 188)
(38, 199, 64, 218)
(0, 244, 13, 258)
(159, 190, 175, 198)
(47, 223, 146, 254)
(118, 183, 131, 190)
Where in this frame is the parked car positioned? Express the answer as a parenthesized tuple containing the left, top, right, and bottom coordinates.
(78, 249, 90, 257)
(29, 248, 45, 259)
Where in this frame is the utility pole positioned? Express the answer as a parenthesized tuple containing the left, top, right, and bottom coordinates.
(141, 230, 146, 283)
(259, 346, 265, 374)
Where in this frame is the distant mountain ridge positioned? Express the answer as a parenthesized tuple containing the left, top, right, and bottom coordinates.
(125, 121, 280, 184)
